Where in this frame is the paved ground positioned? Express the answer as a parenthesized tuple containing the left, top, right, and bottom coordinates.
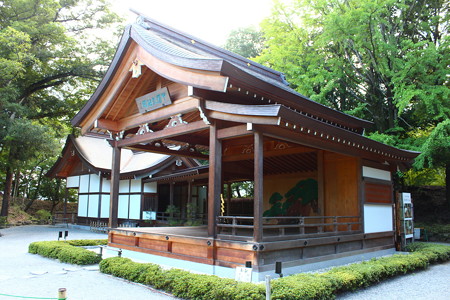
(1, 225, 449, 300)
(0, 225, 177, 300)
(337, 260, 450, 300)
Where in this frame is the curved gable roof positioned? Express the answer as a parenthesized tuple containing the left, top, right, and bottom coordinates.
(72, 12, 371, 132)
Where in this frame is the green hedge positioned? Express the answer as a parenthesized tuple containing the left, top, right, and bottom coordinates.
(99, 243, 450, 300)
(99, 257, 265, 300)
(28, 240, 106, 265)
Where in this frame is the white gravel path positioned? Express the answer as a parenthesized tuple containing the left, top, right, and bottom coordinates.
(337, 260, 450, 300)
(0, 225, 177, 300)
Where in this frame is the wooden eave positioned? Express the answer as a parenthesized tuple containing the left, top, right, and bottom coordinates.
(72, 25, 229, 134)
(198, 101, 418, 163)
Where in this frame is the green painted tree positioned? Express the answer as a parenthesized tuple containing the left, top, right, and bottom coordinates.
(0, 0, 122, 216)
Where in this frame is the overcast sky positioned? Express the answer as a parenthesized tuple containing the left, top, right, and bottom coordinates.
(111, 0, 275, 46)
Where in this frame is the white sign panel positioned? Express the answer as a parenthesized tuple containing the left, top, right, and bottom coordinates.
(235, 267, 252, 282)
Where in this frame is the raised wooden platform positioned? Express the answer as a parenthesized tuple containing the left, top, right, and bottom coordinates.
(108, 226, 395, 271)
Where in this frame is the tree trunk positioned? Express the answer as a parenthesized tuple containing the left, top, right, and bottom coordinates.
(51, 178, 61, 213)
(24, 167, 45, 212)
(1, 166, 13, 217)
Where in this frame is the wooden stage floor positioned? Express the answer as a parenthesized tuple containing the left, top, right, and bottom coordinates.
(116, 225, 210, 238)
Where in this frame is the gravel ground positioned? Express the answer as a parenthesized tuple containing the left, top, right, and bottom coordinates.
(337, 260, 450, 300)
(0, 225, 177, 300)
(1, 225, 449, 300)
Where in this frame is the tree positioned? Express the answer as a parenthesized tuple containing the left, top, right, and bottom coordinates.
(257, 0, 449, 131)
(0, 0, 122, 216)
(224, 26, 266, 59)
(256, 0, 449, 194)
(414, 120, 450, 206)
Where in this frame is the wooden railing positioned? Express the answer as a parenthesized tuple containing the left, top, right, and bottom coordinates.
(217, 216, 362, 241)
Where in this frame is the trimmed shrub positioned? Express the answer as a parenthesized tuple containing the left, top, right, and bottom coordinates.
(66, 239, 108, 246)
(99, 257, 265, 300)
(29, 240, 105, 265)
(98, 243, 450, 300)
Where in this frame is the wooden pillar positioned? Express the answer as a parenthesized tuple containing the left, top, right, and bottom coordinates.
(253, 131, 264, 242)
(208, 122, 222, 237)
(109, 141, 121, 228)
(357, 158, 364, 232)
(317, 150, 324, 215)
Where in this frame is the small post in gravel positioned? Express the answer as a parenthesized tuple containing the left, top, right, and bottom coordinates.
(58, 288, 67, 300)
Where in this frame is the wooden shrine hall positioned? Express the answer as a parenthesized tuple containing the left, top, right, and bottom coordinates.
(65, 12, 419, 278)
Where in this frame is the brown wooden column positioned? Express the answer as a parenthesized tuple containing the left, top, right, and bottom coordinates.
(208, 122, 222, 237)
(317, 150, 324, 215)
(109, 140, 121, 228)
(253, 131, 264, 242)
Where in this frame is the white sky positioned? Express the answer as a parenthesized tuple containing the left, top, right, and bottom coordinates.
(111, 0, 275, 46)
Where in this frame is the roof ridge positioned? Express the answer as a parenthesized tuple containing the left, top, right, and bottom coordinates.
(130, 9, 289, 85)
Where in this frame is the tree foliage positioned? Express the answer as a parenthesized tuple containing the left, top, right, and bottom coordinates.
(256, 0, 449, 197)
(223, 26, 266, 59)
(0, 0, 122, 216)
(258, 0, 449, 131)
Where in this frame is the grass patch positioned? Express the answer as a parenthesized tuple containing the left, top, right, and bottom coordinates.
(99, 242, 450, 299)
(28, 239, 107, 265)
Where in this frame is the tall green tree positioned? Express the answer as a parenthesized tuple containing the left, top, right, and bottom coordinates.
(0, 0, 122, 216)
(258, 0, 448, 131)
(223, 26, 266, 59)
(256, 0, 449, 201)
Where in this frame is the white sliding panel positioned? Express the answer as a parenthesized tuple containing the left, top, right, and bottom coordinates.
(118, 195, 129, 219)
(100, 195, 110, 218)
(79, 175, 90, 193)
(88, 194, 99, 218)
(143, 182, 157, 193)
(102, 178, 110, 193)
(66, 176, 80, 188)
(130, 179, 141, 193)
(78, 195, 88, 217)
(89, 174, 101, 193)
(119, 180, 130, 193)
(129, 195, 141, 220)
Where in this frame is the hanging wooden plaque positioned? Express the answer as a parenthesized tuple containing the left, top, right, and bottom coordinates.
(135, 87, 172, 114)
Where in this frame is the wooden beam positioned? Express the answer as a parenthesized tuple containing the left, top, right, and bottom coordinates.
(94, 118, 120, 132)
(223, 146, 316, 162)
(207, 110, 280, 125)
(117, 120, 210, 148)
(217, 125, 251, 140)
(117, 97, 200, 131)
(125, 144, 209, 160)
(250, 124, 388, 162)
(208, 122, 222, 237)
(137, 46, 229, 92)
(80, 43, 139, 134)
(109, 141, 121, 228)
(253, 131, 264, 242)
